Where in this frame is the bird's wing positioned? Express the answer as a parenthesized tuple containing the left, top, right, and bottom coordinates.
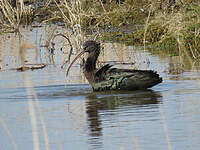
(93, 68, 162, 91)
(95, 64, 113, 80)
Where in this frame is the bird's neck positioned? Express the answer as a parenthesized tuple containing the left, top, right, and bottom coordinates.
(84, 50, 99, 73)
(83, 50, 100, 86)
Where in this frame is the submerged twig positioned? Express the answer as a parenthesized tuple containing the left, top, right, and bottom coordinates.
(16, 64, 47, 71)
(51, 33, 73, 68)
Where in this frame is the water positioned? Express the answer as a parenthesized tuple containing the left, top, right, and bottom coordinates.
(0, 26, 200, 150)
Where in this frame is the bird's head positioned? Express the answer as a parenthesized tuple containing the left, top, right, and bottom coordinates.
(83, 40, 100, 53)
(66, 40, 100, 76)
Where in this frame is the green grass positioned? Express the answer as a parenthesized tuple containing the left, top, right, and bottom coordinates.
(0, 0, 200, 58)
(99, 1, 200, 58)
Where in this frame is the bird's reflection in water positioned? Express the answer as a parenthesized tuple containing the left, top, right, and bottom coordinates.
(85, 90, 162, 149)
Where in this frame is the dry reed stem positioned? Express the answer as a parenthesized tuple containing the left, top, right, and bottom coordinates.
(24, 73, 50, 150)
(44, 26, 57, 48)
(38, 17, 61, 27)
(54, 0, 70, 23)
(44, 0, 53, 9)
(54, 0, 85, 53)
(143, 4, 152, 50)
(51, 33, 73, 67)
(159, 106, 173, 150)
(0, 0, 34, 30)
(0, 116, 19, 150)
(0, 0, 15, 26)
(24, 75, 40, 150)
(133, 138, 142, 150)
(33, 86, 50, 150)
(55, 129, 64, 150)
(176, 36, 200, 87)
(98, 0, 111, 21)
(19, 42, 38, 69)
(19, 40, 50, 149)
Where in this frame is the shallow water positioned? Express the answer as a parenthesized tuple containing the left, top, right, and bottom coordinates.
(0, 26, 200, 150)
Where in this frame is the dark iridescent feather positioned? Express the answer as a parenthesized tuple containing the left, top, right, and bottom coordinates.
(93, 66, 162, 91)
(67, 40, 162, 91)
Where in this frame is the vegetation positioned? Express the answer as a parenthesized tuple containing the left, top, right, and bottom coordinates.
(0, 0, 200, 58)
(98, 0, 200, 58)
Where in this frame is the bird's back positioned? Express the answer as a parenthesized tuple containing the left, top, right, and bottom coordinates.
(93, 66, 162, 91)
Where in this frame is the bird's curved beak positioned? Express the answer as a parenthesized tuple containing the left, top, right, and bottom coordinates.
(66, 49, 85, 76)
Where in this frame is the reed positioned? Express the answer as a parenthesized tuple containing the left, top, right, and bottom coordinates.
(18, 36, 50, 150)
(1, 0, 199, 59)
(0, 0, 33, 31)
(98, 0, 200, 59)
(151, 1, 200, 59)
(0, 116, 19, 150)
(53, 0, 86, 62)
(19, 41, 38, 69)
(80, 0, 149, 28)
(0, 0, 55, 32)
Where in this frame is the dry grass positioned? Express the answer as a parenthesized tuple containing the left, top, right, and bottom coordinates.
(51, 0, 86, 66)
(0, 0, 34, 32)
(99, 1, 200, 60)
(80, 0, 149, 28)
(151, 2, 200, 58)
(1, 0, 199, 60)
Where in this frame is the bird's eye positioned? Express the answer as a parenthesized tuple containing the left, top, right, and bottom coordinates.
(84, 45, 89, 51)
(84, 45, 88, 50)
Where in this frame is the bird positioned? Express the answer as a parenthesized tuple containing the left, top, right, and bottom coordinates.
(66, 40, 162, 91)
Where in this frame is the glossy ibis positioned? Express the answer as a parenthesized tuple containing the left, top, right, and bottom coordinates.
(66, 40, 162, 91)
